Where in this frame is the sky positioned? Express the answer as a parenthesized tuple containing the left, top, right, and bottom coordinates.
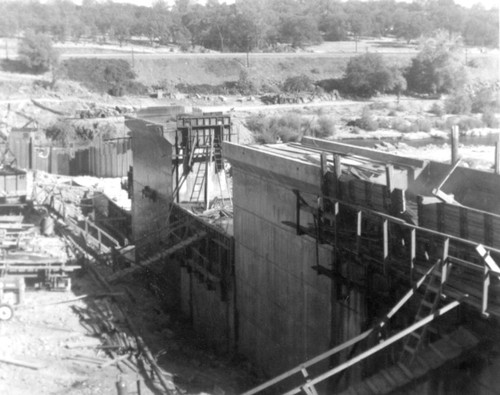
(71, 0, 500, 9)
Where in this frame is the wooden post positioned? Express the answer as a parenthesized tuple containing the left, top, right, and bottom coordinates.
(441, 238, 449, 283)
(296, 191, 301, 235)
(356, 211, 362, 256)
(334, 155, 342, 199)
(383, 219, 389, 273)
(495, 139, 500, 175)
(410, 229, 416, 283)
(385, 164, 394, 193)
(482, 265, 490, 317)
(451, 126, 459, 165)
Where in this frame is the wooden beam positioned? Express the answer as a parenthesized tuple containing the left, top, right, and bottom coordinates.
(301, 137, 426, 169)
(476, 244, 500, 275)
(283, 300, 462, 395)
(0, 357, 43, 370)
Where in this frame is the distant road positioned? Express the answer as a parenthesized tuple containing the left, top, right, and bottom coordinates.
(60, 51, 417, 60)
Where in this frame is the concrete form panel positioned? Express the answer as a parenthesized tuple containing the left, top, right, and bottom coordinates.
(126, 119, 173, 246)
(233, 166, 332, 377)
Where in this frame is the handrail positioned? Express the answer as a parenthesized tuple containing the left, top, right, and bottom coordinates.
(241, 262, 439, 395)
(282, 299, 463, 395)
(310, 191, 500, 256)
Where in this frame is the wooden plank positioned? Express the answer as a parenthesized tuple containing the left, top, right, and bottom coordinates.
(301, 137, 426, 169)
(0, 357, 43, 370)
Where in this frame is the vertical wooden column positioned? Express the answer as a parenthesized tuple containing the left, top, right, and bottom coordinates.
(410, 228, 416, 284)
(295, 191, 301, 235)
(385, 164, 394, 194)
(334, 155, 342, 199)
(440, 238, 450, 283)
(482, 265, 490, 317)
(382, 219, 389, 274)
(451, 125, 459, 165)
(495, 139, 500, 175)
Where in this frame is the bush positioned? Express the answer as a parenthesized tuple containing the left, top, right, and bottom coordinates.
(308, 116, 336, 138)
(45, 119, 119, 147)
(369, 101, 391, 110)
(246, 113, 304, 144)
(445, 115, 484, 131)
(391, 117, 414, 133)
(415, 118, 432, 133)
(18, 31, 59, 74)
(429, 102, 444, 116)
(235, 69, 260, 95)
(444, 91, 472, 114)
(316, 78, 345, 93)
(63, 58, 146, 96)
(405, 32, 468, 94)
(344, 53, 406, 97)
(471, 87, 500, 113)
(377, 117, 392, 129)
(283, 75, 315, 93)
(457, 116, 484, 131)
(482, 110, 499, 128)
(356, 107, 379, 131)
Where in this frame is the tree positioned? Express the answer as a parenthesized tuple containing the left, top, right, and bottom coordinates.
(343, 53, 406, 97)
(405, 32, 468, 94)
(393, 9, 430, 43)
(18, 31, 59, 74)
(279, 15, 322, 48)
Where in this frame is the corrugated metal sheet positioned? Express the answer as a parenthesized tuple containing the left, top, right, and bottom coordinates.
(6, 136, 132, 177)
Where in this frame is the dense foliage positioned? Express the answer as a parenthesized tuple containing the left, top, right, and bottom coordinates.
(0, 0, 497, 51)
(405, 32, 469, 94)
(62, 59, 147, 96)
(344, 53, 406, 96)
(18, 31, 59, 73)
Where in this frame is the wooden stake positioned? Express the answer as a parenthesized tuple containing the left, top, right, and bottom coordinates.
(451, 126, 459, 165)
(495, 139, 500, 175)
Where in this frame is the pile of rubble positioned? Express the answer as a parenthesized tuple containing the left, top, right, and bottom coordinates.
(260, 90, 340, 105)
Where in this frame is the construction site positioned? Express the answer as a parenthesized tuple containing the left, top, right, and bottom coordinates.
(1, 105, 500, 395)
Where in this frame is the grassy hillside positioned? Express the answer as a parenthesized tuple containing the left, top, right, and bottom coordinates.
(131, 53, 416, 87)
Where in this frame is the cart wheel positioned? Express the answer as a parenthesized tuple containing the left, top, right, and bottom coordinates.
(0, 304, 14, 321)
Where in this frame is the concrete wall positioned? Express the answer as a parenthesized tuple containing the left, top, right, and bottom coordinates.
(180, 266, 234, 352)
(232, 163, 333, 376)
(126, 119, 173, 247)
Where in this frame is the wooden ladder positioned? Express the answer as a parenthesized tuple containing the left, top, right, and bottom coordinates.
(399, 260, 447, 367)
(190, 149, 207, 203)
(213, 134, 223, 172)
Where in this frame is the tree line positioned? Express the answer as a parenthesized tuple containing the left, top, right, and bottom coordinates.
(0, 0, 498, 51)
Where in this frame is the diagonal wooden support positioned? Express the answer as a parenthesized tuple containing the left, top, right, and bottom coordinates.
(241, 263, 439, 395)
(107, 232, 206, 282)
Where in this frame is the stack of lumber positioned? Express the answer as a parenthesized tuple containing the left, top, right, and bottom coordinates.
(33, 172, 92, 221)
